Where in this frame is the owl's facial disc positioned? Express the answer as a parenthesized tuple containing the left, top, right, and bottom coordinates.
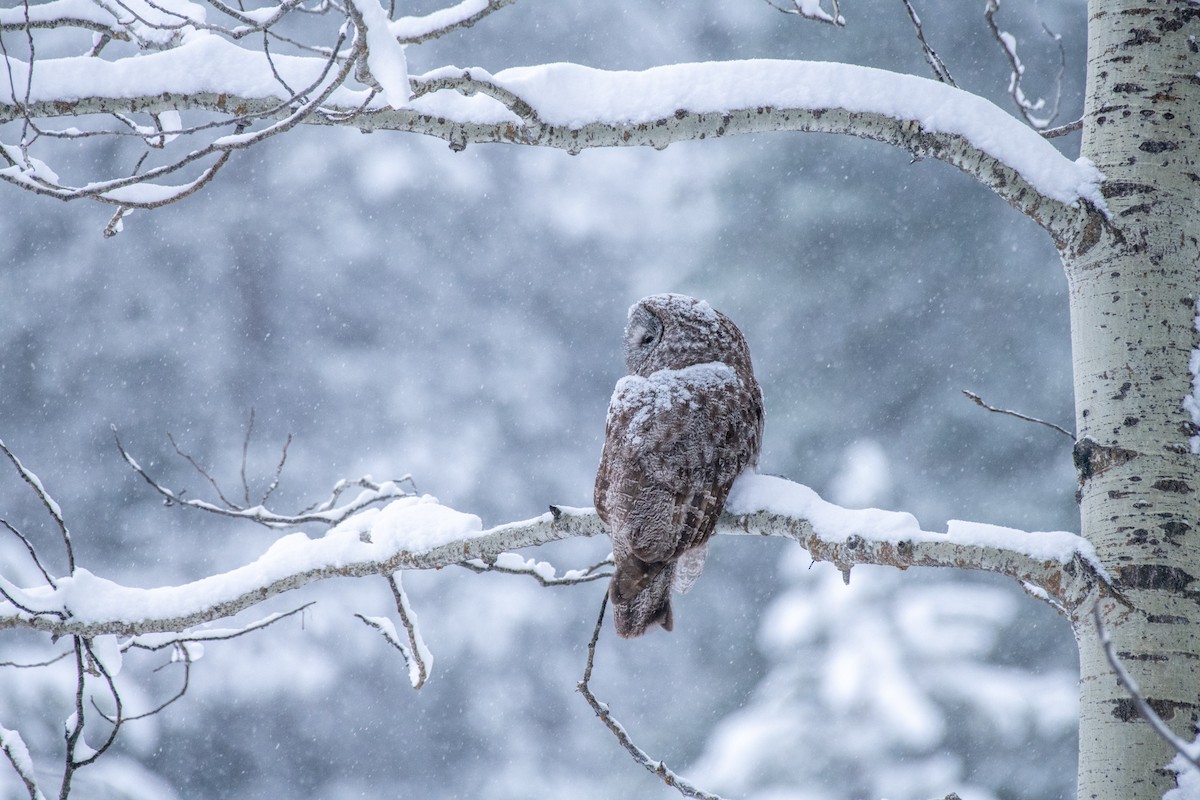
(624, 309, 663, 374)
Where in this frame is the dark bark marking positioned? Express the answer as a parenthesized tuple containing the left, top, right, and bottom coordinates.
(1116, 564, 1197, 596)
(1112, 697, 1193, 723)
(1152, 478, 1192, 494)
(1113, 82, 1146, 93)
(1139, 140, 1179, 153)
(1123, 28, 1161, 47)
(1159, 519, 1192, 544)
(1101, 181, 1157, 198)
(1146, 614, 1190, 624)
(1074, 438, 1139, 487)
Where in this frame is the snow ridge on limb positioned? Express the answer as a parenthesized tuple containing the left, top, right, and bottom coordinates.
(0, 475, 1105, 639)
(723, 473, 1110, 621)
(2, 23, 1100, 241)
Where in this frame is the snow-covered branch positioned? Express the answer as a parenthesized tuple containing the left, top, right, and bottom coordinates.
(1, 472, 1108, 639)
(0, 0, 1102, 241)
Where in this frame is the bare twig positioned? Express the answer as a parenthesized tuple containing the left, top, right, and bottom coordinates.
(73, 640, 123, 768)
(459, 553, 613, 586)
(899, 0, 955, 86)
(260, 433, 293, 506)
(762, 0, 844, 26)
(125, 604, 315, 652)
(962, 390, 1074, 439)
(1094, 604, 1200, 771)
(1, 518, 56, 587)
(110, 604, 312, 722)
(114, 427, 411, 528)
(984, 0, 1064, 130)
(577, 594, 724, 800)
(167, 432, 241, 510)
(240, 407, 256, 508)
(0, 438, 73, 573)
(116, 648, 192, 722)
(1040, 117, 1083, 139)
(0, 650, 71, 669)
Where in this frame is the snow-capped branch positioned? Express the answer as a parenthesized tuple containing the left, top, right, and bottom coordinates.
(354, 574, 432, 688)
(984, 0, 1066, 132)
(725, 474, 1110, 621)
(0, 724, 45, 800)
(0, 472, 1107, 638)
(1, 0, 1102, 241)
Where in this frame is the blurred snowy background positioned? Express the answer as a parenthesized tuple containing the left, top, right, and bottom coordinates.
(1, 1, 1084, 798)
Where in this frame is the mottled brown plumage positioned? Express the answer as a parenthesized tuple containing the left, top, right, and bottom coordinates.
(595, 294, 764, 637)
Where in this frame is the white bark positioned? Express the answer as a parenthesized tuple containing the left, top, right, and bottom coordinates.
(1067, 2, 1200, 798)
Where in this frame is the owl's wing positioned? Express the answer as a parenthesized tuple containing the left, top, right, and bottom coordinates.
(596, 363, 762, 566)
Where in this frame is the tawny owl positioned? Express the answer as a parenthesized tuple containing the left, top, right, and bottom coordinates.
(594, 294, 764, 638)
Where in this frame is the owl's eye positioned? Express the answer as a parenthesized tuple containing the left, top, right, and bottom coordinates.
(640, 332, 655, 346)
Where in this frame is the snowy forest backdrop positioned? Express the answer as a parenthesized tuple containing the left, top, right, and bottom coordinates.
(2, 1, 1087, 798)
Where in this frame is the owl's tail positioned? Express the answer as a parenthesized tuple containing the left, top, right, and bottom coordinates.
(609, 557, 675, 638)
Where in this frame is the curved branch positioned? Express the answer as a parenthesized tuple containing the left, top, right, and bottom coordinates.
(0, 474, 1106, 639)
(2, 52, 1100, 240)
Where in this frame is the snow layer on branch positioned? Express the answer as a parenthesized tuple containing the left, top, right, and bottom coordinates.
(349, 0, 411, 108)
(391, 0, 488, 39)
(0, 32, 335, 105)
(727, 473, 1094, 565)
(8, 495, 481, 626)
(423, 60, 1105, 207)
(4, 40, 1103, 209)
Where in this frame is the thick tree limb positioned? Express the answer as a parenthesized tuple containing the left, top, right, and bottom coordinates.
(1, 40, 1099, 243)
(0, 475, 1107, 638)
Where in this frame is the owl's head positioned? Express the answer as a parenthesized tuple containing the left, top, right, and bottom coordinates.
(623, 293, 750, 377)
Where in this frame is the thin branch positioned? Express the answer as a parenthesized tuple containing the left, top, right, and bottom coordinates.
(393, 0, 519, 45)
(1040, 117, 1083, 139)
(0, 650, 72, 669)
(124, 603, 315, 651)
(240, 407, 256, 508)
(0, 438, 73, 573)
(60, 637, 86, 798)
(1094, 604, 1200, 771)
(116, 649, 191, 722)
(112, 604, 312, 722)
(260, 433, 293, 506)
(459, 553, 613, 586)
(984, 0, 1063, 130)
(577, 594, 725, 800)
(762, 0, 844, 27)
(899, 0, 955, 86)
(167, 432, 241, 510)
(72, 640, 123, 768)
(354, 578, 432, 690)
(962, 390, 1075, 439)
(0, 723, 46, 800)
(1, 518, 56, 587)
(387, 572, 430, 688)
(115, 428, 411, 528)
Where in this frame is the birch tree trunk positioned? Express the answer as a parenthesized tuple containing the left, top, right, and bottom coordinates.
(1069, 1, 1200, 797)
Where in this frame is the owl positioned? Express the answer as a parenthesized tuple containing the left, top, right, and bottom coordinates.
(594, 294, 764, 638)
